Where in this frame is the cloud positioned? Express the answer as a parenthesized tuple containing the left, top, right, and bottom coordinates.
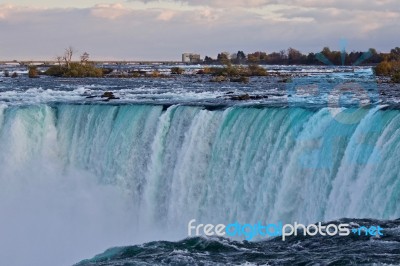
(0, 4, 29, 20)
(128, 0, 400, 11)
(157, 10, 176, 21)
(90, 3, 132, 19)
(0, 1, 399, 61)
(184, 0, 270, 8)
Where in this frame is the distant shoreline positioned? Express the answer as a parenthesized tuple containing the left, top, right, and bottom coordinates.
(0, 60, 380, 67)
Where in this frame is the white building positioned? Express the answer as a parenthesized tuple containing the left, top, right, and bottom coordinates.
(182, 53, 201, 63)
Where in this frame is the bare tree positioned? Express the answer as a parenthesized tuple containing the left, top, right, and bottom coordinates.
(80, 52, 90, 64)
(56, 56, 63, 66)
(63, 46, 74, 69)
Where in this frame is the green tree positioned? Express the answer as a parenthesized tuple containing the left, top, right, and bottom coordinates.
(217, 52, 230, 65)
(390, 47, 400, 61)
(237, 51, 246, 61)
(374, 61, 392, 76)
(204, 56, 214, 64)
(287, 48, 303, 64)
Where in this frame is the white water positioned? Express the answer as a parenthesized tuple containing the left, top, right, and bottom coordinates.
(0, 104, 399, 266)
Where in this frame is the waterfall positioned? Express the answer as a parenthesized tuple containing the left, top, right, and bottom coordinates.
(0, 103, 399, 265)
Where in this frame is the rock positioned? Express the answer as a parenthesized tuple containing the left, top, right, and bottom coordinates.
(11, 72, 18, 78)
(278, 78, 292, 83)
(230, 76, 249, 83)
(101, 91, 114, 98)
(171, 67, 184, 75)
(101, 91, 120, 100)
(249, 95, 268, 100)
(210, 76, 228, 82)
(227, 94, 268, 101)
(230, 94, 250, 101)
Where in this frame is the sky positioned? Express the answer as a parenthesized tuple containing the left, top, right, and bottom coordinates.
(0, 0, 399, 60)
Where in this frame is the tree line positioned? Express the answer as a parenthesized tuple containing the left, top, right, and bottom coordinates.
(203, 47, 400, 66)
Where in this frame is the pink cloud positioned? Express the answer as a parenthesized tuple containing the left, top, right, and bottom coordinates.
(90, 3, 132, 19)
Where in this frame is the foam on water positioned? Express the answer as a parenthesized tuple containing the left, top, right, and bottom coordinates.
(1, 65, 392, 108)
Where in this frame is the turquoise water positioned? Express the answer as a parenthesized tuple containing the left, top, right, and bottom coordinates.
(1, 105, 398, 229)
